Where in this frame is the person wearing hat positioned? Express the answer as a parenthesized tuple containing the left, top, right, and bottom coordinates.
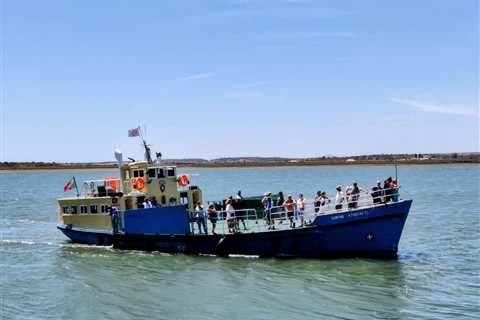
(335, 186, 344, 210)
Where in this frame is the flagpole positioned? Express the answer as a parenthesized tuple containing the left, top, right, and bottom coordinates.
(73, 176, 80, 197)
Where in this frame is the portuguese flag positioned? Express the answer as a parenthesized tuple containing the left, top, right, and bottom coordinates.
(64, 176, 78, 192)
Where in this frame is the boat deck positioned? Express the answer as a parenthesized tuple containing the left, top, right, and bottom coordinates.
(189, 189, 400, 235)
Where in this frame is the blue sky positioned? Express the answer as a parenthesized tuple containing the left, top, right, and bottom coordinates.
(1, 0, 478, 162)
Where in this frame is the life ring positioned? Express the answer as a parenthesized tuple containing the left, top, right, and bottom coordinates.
(160, 183, 166, 192)
(131, 177, 145, 190)
(177, 174, 190, 187)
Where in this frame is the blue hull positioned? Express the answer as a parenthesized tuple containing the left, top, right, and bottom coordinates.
(58, 201, 411, 258)
(113, 200, 412, 258)
(57, 225, 112, 246)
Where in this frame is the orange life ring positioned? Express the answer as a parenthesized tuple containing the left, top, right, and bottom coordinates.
(131, 177, 145, 190)
(177, 174, 190, 187)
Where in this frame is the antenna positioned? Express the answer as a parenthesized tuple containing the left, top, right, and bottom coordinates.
(138, 125, 153, 164)
(394, 158, 398, 181)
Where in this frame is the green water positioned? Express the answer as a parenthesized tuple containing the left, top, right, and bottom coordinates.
(1, 165, 479, 319)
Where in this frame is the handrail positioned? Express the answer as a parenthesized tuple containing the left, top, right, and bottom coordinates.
(190, 187, 401, 235)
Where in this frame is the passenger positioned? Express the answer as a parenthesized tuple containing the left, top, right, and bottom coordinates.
(262, 192, 274, 230)
(276, 191, 285, 207)
(320, 191, 329, 206)
(169, 197, 177, 206)
(371, 181, 383, 204)
(383, 177, 393, 202)
(276, 191, 286, 223)
(226, 199, 236, 233)
(296, 193, 305, 227)
(335, 186, 344, 210)
(150, 197, 158, 208)
(285, 194, 296, 228)
(314, 191, 322, 213)
(345, 185, 353, 206)
(142, 198, 153, 209)
(207, 202, 218, 235)
(109, 206, 119, 234)
(236, 190, 243, 200)
(194, 201, 207, 235)
(391, 179, 400, 202)
(234, 194, 247, 231)
(348, 182, 365, 209)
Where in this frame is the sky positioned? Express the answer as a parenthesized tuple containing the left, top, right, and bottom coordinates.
(1, 0, 478, 162)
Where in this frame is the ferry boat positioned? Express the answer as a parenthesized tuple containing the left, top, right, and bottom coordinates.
(57, 130, 412, 258)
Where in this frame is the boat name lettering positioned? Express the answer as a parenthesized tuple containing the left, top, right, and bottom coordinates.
(331, 215, 344, 220)
(347, 210, 368, 218)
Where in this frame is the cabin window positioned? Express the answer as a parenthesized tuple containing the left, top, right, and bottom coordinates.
(90, 205, 98, 214)
(63, 207, 69, 214)
(147, 168, 156, 178)
(70, 206, 78, 214)
(167, 167, 175, 177)
(157, 168, 165, 178)
(80, 205, 88, 213)
(100, 205, 109, 213)
(133, 170, 145, 178)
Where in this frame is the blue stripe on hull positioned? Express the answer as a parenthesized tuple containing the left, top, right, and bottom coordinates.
(114, 201, 411, 258)
(57, 225, 112, 245)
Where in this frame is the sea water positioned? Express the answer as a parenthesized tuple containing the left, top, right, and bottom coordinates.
(1, 165, 479, 319)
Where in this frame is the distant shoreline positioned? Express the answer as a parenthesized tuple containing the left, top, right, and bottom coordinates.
(1, 159, 478, 171)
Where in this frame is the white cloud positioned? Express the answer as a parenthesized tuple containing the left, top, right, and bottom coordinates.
(178, 72, 215, 81)
(390, 98, 478, 117)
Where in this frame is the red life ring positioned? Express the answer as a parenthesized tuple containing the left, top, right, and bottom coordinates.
(177, 175, 190, 187)
(131, 177, 145, 190)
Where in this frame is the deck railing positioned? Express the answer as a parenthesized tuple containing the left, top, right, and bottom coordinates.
(190, 187, 400, 235)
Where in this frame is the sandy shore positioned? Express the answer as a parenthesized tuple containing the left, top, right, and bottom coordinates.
(1, 159, 478, 171)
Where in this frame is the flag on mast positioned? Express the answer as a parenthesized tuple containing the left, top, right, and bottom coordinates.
(64, 177, 77, 192)
(128, 127, 140, 137)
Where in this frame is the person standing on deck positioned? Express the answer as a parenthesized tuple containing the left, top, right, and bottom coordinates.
(296, 193, 305, 227)
(383, 177, 393, 202)
(276, 191, 286, 222)
(371, 181, 383, 204)
(142, 198, 153, 209)
(109, 206, 119, 234)
(320, 191, 329, 207)
(335, 186, 345, 210)
(262, 192, 274, 230)
(226, 199, 236, 233)
(391, 179, 400, 202)
(194, 201, 207, 235)
(235, 191, 247, 230)
(236, 190, 243, 201)
(285, 194, 296, 228)
(349, 182, 365, 209)
(314, 191, 322, 213)
(207, 203, 218, 235)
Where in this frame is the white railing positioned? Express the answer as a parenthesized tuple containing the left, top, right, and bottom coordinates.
(190, 187, 401, 235)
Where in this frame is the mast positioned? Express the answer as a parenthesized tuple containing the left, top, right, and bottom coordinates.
(142, 138, 153, 164)
(138, 127, 153, 164)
